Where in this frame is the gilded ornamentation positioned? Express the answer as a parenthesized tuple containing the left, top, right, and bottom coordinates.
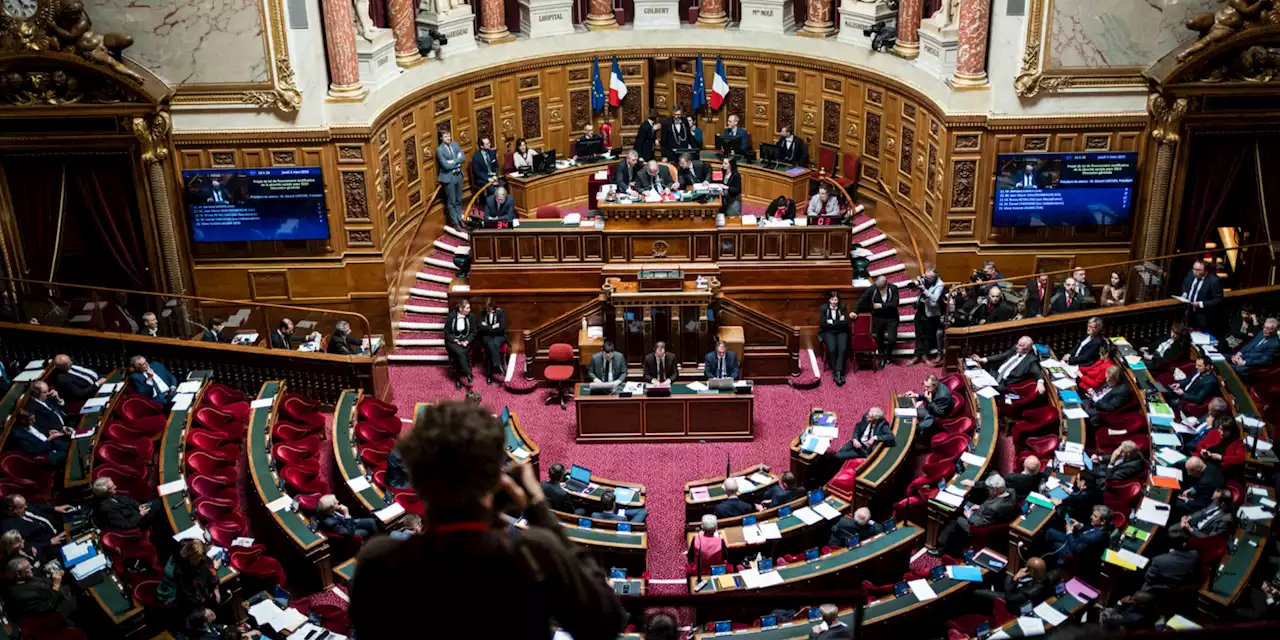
(754, 104, 766, 118)
(0, 66, 139, 105)
(927, 144, 938, 193)
(502, 118, 514, 133)
(1084, 135, 1109, 150)
(1180, 0, 1278, 62)
(241, 58, 302, 112)
(865, 112, 881, 158)
(925, 200, 934, 218)
(474, 85, 492, 99)
(522, 97, 541, 140)
(476, 106, 494, 144)
(950, 159, 977, 209)
(776, 92, 796, 133)
(866, 88, 883, 104)
(651, 240, 669, 258)
(726, 87, 745, 124)
(898, 127, 912, 175)
(621, 88, 641, 126)
(916, 153, 924, 169)
(378, 155, 391, 206)
(1148, 93, 1188, 144)
(675, 61, 693, 74)
(803, 111, 815, 126)
(886, 136, 895, 152)
(458, 130, 470, 144)
(902, 103, 916, 119)
(948, 219, 973, 234)
(864, 165, 879, 180)
(404, 135, 418, 183)
(847, 122, 858, 138)
(822, 100, 840, 146)
(379, 129, 388, 146)
(676, 83, 691, 111)
(420, 145, 433, 162)
(435, 96, 450, 113)
(342, 171, 369, 220)
(211, 151, 235, 166)
(548, 106, 562, 123)
(519, 75, 539, 90)
(954, 134, 980, 150)
(776, 69, 796, 84)
(568, 68, 589, 82)
(823, 78, 842, 92)
(655, 94, 667, 108)
(623, 64, 642, 76)
(339, 145, 364, 162)
(897, 181, 910, 197)
(570, 90, 590, 130)
(1200, 44, 1280, 81)
(1024, 136, 1048, 151)
(401, 111, 414, 127)
(727, 65, 746, 78)
(347, 229, 373, 246)
(271, 150, 295, 165)
(130, 111, 171, 166)
(930, 120, 939, 136)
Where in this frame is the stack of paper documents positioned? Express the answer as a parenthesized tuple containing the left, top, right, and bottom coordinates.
(813, 503, 841, 520)
(792, 507, 822, 525)
(742, 525, 766, 545)
(976, 386, 1000, 399)
(1033, 603, 1068, 626)
(1135, 497, 1170, 526)
(1190, 331, 1214, 346)
(907, 579, 937, 601)
(70, 553, 108, 580)
(690, 487, 711, 501)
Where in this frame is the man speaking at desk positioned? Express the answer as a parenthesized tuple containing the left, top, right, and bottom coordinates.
(644, 341, 679, 384)
(721, 114, 749, 153)
(677, 153, 711, 189)
(704, 340, 738, 380)
(589, 341, 627, 384)
(483, 187, 515, 224)
(638, 160, 674, 195)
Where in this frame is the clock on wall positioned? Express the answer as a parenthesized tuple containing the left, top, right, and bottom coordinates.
(3, 0, 39, 21)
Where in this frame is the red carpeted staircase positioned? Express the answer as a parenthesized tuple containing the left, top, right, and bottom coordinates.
(389, 225, 470, 364)
(850, 213, 919, 357)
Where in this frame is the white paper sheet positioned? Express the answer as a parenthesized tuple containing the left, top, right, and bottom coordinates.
(686, 382, 709, 392)
(759, 522, 782, 539)
(1245, 437, 1274, 453)
(907, 579, 937, 601)
(1033, 602, 1068, 626)
(741, 525, 765, 545)
(1115, 548, 1150, 569)
(172, 393, 195, 412)
(158, 478, 186, 496)
(510, 447, 530, 460)
(1064, 408, 1089, 420)
(13, 370, 41, 382)
(944, 484, 969, 496)
(792, 507, 822, 525)
(1248, 486, 1269, 496)
(375, 502, 405, 522)
(1156, 448, 1188, 465)
(1052, 378, 1077, 390)
(1156, 466, 1184, 480)
(1054, 450, 1085, 467)
(81, 396, 110, 410)
(738, 567, 763, 589)
(731, 477, 757, 493)
(1135, 498, 1170, 526)
(1017, 616, 1046, 636)
(1152, 433, 1181, 448)
(266, 496, 293, 512)
(24, 359, 45, 370)
(976, 386, 1000, 399)
(811, 426, 839, 439)
(347, 476, 372, 492)
(248, 600, 285, 626)
(232, 537, 255, 547)
(934, 491, 964, 507)
(1239, 506, 1273, 521)
(97, 382, 122, 394)
(173, 524, 206, 542)
(251, 398, 275, 409)
(894, 408, 917, 418)
(750, 473, 773, 486)
(269, 608, 308, 633)
(176, 380, 202, 393)
(757, 569, 784, 587)
(960, 452, 986, 467)
(813, 503, 841, 520)
(70, 553, 107, 580)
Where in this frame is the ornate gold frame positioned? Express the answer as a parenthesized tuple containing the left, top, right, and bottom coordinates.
(169, 0, 301, 112)
(1015, 0, 1150, 97)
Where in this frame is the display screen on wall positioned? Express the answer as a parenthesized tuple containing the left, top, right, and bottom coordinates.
(992, 152, 1137, 227)
(183, 167, 329, 243)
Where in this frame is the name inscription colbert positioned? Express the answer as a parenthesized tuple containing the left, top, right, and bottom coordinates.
(643, 6, 668, 12)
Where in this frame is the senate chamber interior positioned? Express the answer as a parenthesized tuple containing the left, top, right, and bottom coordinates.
(0, 0, 1276, 638)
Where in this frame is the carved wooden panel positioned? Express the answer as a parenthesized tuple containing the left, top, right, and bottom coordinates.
(864, 165, 879, 180)
(865, 112, 881, 159)
(518, 236, 539, 261)
(693, 235, 713, 261)
(379, 155, 392, 209)
(897, 180, 911, 198)
(494, 236, 516, 262)
(568, 68, 589, 82)
(783, 233, 803, 258)
(561, 236, 582, 261)
(726, 88, 746, 123)
(474, 85, 492, 100)
(476, 106, 495, 144)
(1022, 135, 1049, 151)
(902, 103, 916, 121)
(211, 151, 235, 167)
(435, 96, 451, 114)
(521, 97, 541, 140)
(950, 159, 977, 210)
(622, 88, 641, 126)
(776, 92, 796, 134)
(608, 236, 628, 261)
(519, 75, 540, 90)
(727, 65, 746, 79)
(899, 127, 914, 176)
(823, 78, 842, 94)
(740, 233, 760, 259)
(675, 60, 694, 74)
(927, 143, 938, 193)
(954, 134, 980, 151)
(866, 88, 883, 105)
(1084, 135, 1111, 150)
(584, 235, 603, 260)
(270, 150, 296, 166)
(539, 236, 559, 261)
(403, 135, 418, 185)
(248, 271, 289, 300)
(341, 170, 369, 220)
(762, 233, 782, 258)
(347, 229, 373, 247)
(676, 83, 692, 112)
(719, 234, 737, 259)
(948, 218, 974, 236)
(776, 70, 796, 85)
(569, 90, 590, 132)
(337, 145, 364, 163)
(822, 100, 841, 146)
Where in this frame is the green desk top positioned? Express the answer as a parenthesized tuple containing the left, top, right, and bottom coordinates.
(551, 521, 647, 549)
(333, 390, 387, 512)
(930, 384, 997, 510)
(503, 410, 538, 465)
(687, 466, 776, 503)
(1204, 485, 1275, 604)
(247, 381, 324, 550)
(1119, 486, 1172, 555)
(0, 381, 29, 446)
(1213, 359, 1274, 463)
(696, 524, 921, 592)
(65, 369, 125, 487)
(88, 567, 140, 624)
(718, 497, 848, 546)
(1044, 351, 1086, 446)
(335, 558, 356, 582)
(1013, 472, 1074, 537)
(859, 395, 915, 487)
(995, 593, 1086, 637)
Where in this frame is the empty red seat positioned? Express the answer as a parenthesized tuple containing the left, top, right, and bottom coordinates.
(95, 441, 153, 471)
(543, 343, 576, 410)
(185, 449, 235, 475)
(0, 453, 53, 498)
(230, 543, 287, 587)
(101, 417, 165, 440)
(189, 474, 237, 501)
(281, 465, 328, 495)
(281, 396, 326, 429)
(100, 531, 159, 571)
(1103, 480, 1144, 513)
(194, 406, 246, 439)
(205, 383, 248, 404)
(274, 421, 321, 442)
(923, 434, 970, 467)
(905, 459, 955, 497)
(360, 446, 390, 469)
(1011, 404, 1059, 448)
(186, 428, 238, 452)
(272, 437, 323, 466)
(358, 397, 398, 421)
(824, 458, 863, 501)
(118, 394, 165, 420)
(354, 422, 398, 447)
(940, 374, 965, 394)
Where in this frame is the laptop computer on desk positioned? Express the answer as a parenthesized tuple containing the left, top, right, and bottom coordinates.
(565, 464, 592, 492)
(707, 378, 734, 391)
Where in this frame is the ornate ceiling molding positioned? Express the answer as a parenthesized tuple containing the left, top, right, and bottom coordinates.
(168, 0, 301, 112)
(1015, 0, 1150, 97)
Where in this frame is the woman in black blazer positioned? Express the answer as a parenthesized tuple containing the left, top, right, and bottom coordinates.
(1143, 322, 1191, 374)
(444, 299, 477, 389)
(818, 291, 852, 386)
(478, 297, 508, 385)
(720, 156, 742, 217)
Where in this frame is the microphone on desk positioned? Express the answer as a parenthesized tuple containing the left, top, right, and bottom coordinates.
(699, 439, 731, 478)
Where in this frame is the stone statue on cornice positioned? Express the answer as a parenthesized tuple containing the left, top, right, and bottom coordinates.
(1179, 0, 1277, 62)
(51, 0, 142, 82)
(353, 0, 380, 42)
(433, 0, 468, 14)
(927, 0, 958, 27)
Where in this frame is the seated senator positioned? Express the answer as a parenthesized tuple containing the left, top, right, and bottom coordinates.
(703, 340, 739, 381)
(1090, 440, 1147, 486)
(677, 153, 711, 189)
(127, 355, 178, 405)
(1141, 535, 1200, 592)
(1047, 277, 1086, 315)
(637, 159, 674, 194)
(200, 317, 231, 343)
(1082, 365, 1133, 426)
(807, 183, 840, 217)
(643, 341, 679, 385)
(1232, 317, 1279, 376)
(720, 114, 749, 152)
(935, 473, 1019, 557)
(572, 123, 603, 160)
(614, 151, 641, 194)
(1177, 456, 1225, 515)
(1169, 356, 1218, 410)
(906, 373, 953, 430)
(327, 320, 363, 355)
(90, 477, 156, 532)
(2, 557, 74, 623)
(1172, 487, 1235, 540)
(12, 407, 69, 470)
(969, 335, 1039, 394)
(833, 408, 893, 462)
(713, 478, 761, 518)
(316, 494, 380, 538)
(271, 318, 320, 350)
(1182, 398, 1231, 454)
(511, 138, 538, 170)
(687, 515, 727, 578)
(589, 341, 627, 384)
(0, 495, 69, 560)
(964, 456, 1044, 502)
(589, 489, 648, 524)
(761, 472, 805, 507)
(1043, 504, 1113, 574)
(384, 446, 410, 490)
(1194, 419, 1246, 473)
(1064, 317, 1108, 366)
(1141, 323, 1192, 374)
(540, 463, 578, 514)
(483, 187, 516, 223)
(1050, 470, 1101, 523)
(50, 354, 103, 405)
(973, 285, 1015, 325)
(974, 557, 1053, 614)
(828, 506, 882, 547)
(158, 539, 222, 615)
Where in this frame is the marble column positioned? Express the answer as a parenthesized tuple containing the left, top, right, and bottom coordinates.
(697, 0, 728, 27)
(388, 0, 424, 65)
(479, 0, 516, 42)
(798, 0, 834, 37)
(586, 0, 618, 28)
(893, 0, 922, 58)
(323, 0, 365, 99)
(950, 0, 991, 86)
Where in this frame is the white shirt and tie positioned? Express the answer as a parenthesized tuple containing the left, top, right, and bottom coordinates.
(1194, 506, 1220, 530)
(715, 354, 727, 379)
(1021, 172, 1035, 188)
(30, 398, 64, 428)
(66, 365, 99, 388)
(454, 316, 468, 333)
(147, 370, 170, 396)
(996, 353, 1026, 382)
(18, 510, 55, 536)
(1073, 336, 1094, 359)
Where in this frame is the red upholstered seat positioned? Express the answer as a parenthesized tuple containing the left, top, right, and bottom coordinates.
(0, 453, 52, 499)
(295, 493, 322, 514)
(118, 394, 165, 420)
(185, 449, 235, 475)
(906, 460, 955, 497)
(535, 205, 562, 219)
(357, 397, 398, 421)
(207, 518, 248, 548)
(824, 458, 864, 501)
(848, 315, 878, 371)
(274, 421, 321, 442)
(92, 464, 152, 502)
(543, 343, 576, 410)
(282, 396, 326, 429)
(281, 465, 329, 495)
(923, 434, 970, 467)
(1011, 404, 1059, 448)
(1103, 480, 1144, 513)
(95, 441, 153, 471)
(131, 579, 172, 611)
(98, 436, 155, 461)
(968, 521, 1011, 551)
(205, 383, 248, 404)
(1003, 381, 1047, 422)
(355, 421, 399, 445)
(231, 543, 287, 587)
(189, 474, 237, 502)
(940, 374, 965, 394)
(102, 420, 160, 442)
(272, 437, 323, 466)
(187, 428, 238, 452)
(946, 392, 968, 419)
(16, 614, 85, 640)
(102, 416, 166, 440)
(360, 446, 390, 469)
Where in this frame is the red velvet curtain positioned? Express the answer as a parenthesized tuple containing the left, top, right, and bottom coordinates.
(73, 158, 146, 289)
(2, 157, 64, 281)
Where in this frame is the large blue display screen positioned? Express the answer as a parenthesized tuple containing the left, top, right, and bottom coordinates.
(184, 167, 329, 243)
(993, 152, 1137, 227)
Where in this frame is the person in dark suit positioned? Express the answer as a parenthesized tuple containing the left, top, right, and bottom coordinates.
(199, 317, 230, 343)
(477, 298, 508, 385)
(761, 472, 804, 507)
(1227, 305, 1262, 351)
(49, 354, 101, 405)
(808, 603, 851, 640)
(157, 539, 221, 614)
(1012, 163, 1050, 189)
(834, 408, 893, 461)
(676, 153, 711, 189)
(1100, 590, 1159, 632)
(316, 494, 379, 538)
(1141, 535, 1200, 592)
(714, 478, 761, 518)
(9, 410, 68, 470)
(1083, 366, 1132, 426)
(636, 159, 674, 194)
(819, 291, 852, 387)
(703, 340, 738, 380)
(1047, 277, 1086, 315)
(437, 130, 466, 228)
(1090, 440, 1147, 487)
(857, 276, 899, 368)
(445, 299, 477, 390)
(1177, 456, 1225, 514)
(973, 557, 1052, 613)
(1065, 268, 1096, 308)
(661, 106, 695, 162)
(270, 318, 319, 350)
(1023, 271, 1052, 318)
(633, 110, 659, 161)
(138, 312, 165, 338)
(828, 506, 882, 547)
(643, 342, 678, 385)
(90, 477, 154, 531)
(907, 373, 953, 430)
(482, 187, 515, 224)
(1177, 487, 1237, 540)
(2, 558, 74, 623)
(936, 474, 1020, 557)
(589, 490, 647, 524)
(1180, 260, 1225, 331)
(775, 125, 808, 167)
(541, 463, 577, 514)
(614, 151, 642, 194)
(1142, 322, 1192, 373)
(327, 320, 363, 355)
(1231, 317, 1279, 376)
(1065, 317, 1108, 366)
(1044, 504, 1113, 571)
(1051, 470, 1101, 523)
(572, 123, 604, 161)
(970, 336, 1040, 394)
(719, 156, 742, 217)
(1182, 398, 1231, 454)
(1170, 356, 1218, 410)
(720, 114, 750, 153)
(470, 136, 500, 194)
(0, 496, 68, 559)
(384, 447, 410, 490)
(127, 355, 177, 405)
(588, 342, 626, 384)
(973, 285, 1014, 325)
(962, 456, 1043, 503)
(203, 178, 231, 204)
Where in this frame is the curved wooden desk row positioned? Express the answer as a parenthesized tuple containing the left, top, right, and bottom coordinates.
(684, 464, 778, 526)
(789, 410, 836, 488)
(0, 368, 45, 455)
(689, 523, 923, 594)
(925, 377, 998, 548)
(689, 495, 852, 563)
(1201, 483, 1275, 612)
(246, 380, 332, 589)
(65, 368, 125, 491)
(853, 394, 917, 509)
(332, 390, 401, 521)
(1211, 358, 1275, 471)
(575, 382, 755, 444)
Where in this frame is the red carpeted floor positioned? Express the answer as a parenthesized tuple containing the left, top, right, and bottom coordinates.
(384, 356, 1018, 581)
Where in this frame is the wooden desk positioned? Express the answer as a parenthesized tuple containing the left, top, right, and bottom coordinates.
(991, 589, 1092, 637)
(684, 464, 777, 525)
(688, 495, 850, 565)
(246, 381, 331, 590)
(65, 369, 125, 492)
(596, 200, 720, 229)
(1213, 359, 1275, 472)
(85, 544, 145, 637)
(1199, 484, 1274, 617)
(789, 410, 837, 488)
(332, 390, 398, 522)
(505, 158, 614, 216)
(521, 514, 648, 574)
(574, 382, 753, 443)
(854, 394, 917, 510)
(333, 558, 356, 585)
(502, 408, 541, 477)
(699, 152, 812, 206)
(557, 473, 646, 510)
(926, 377, 997, 548)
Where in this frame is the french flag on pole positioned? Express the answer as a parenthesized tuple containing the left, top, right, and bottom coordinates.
(710, 56, 729, 111)
(608, 56, 628, 107)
